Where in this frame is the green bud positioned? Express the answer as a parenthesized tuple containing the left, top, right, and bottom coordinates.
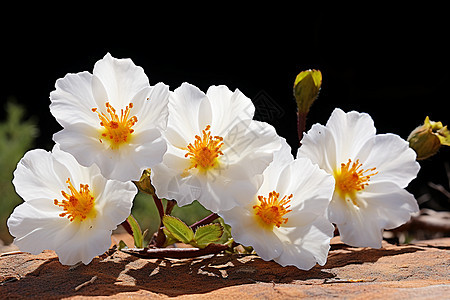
(407, 116, 450, 160)
(134, 169, 155, 195)
(293, 69, 322, 114)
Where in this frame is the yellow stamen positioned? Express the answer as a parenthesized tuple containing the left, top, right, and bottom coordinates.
(253, 191, 293, 228)
(334, 159, 378, 205)
(92, 102, 137, 149)
(184, 125, 224, 173)
(54, 178, 96, 222)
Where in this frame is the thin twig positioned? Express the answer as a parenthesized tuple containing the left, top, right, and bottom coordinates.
(122, 243, 228, 259)
(74, 275, 98, 291)
(0, 251, 25, 257)
(428, 182, 450, 199)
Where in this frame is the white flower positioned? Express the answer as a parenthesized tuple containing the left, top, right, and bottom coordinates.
(219, 139, 335, 270)
(7, 146, 137, 265)
(50, 53, 169, 182)
(151, 83, 282, 212)
(297, 108, 420, 248)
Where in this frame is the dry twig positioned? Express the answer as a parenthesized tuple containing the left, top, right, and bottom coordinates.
(74, 275, 98, 292)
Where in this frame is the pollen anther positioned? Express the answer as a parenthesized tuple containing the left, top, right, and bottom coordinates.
(253, 191, 293, 228)
(54, 178, 96, 222)
(92, 102, 137, 149)
(185, 125, 224, 172)
(334, 159, 378, 201)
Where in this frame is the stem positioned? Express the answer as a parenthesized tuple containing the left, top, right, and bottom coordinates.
(190, 213, 219, 231)
(297, 111, 307, 146)
(165, 199, 177, 215)
(120, 218, 134, 236)
(152, 194, 166, 247)
(152, 194, 164, 220)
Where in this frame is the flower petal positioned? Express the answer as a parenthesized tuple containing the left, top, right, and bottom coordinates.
(333, 182, 418, 248)
(168, 83, 210, 138)
(220, 206, 284, 261)
(202, 176, 259, 212)
(280, 158, 335, 228)
(297, 123, 338, 172)
(355, 134, 420, 188)
(258, 138, 294, 193)
(221, 120, 281, 180)
(92, 53, 150, 107)
(9, 145, 138, 266)
(333, 206, 384, 248)
(93, 179, 135, 230)
(361, 181, 419, 230)
(274, 217, 333, 269)
(55, 226, 112, 265)
(206, 85, 255, 134)
(13, 149, 67, 201)
(7, 198, 67, 254)
(151, 159, 203, 207)
(50, 71, 99, 128)
(53, 123, 104, 169)
(133, 82, 169, 131)
(129, 128, 167, 170)
(325, 108, 376, 161)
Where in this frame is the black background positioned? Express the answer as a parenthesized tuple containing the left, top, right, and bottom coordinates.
(2, 7, 449, 209)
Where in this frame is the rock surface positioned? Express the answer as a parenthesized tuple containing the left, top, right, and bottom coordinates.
(1, 237, 449, 299)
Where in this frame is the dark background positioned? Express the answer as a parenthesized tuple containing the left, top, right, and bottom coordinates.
(2, 7, 449, 210)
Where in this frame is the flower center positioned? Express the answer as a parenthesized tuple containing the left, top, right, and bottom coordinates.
(334, 159, 378, 202)
(253, 191, 293, 228)
(92, 102, 138, 149)
(54, 178, 96, 222)
(184, 125, 224, 173)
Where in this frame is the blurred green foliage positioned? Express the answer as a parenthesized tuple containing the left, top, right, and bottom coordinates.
(0, 99, 38, 243)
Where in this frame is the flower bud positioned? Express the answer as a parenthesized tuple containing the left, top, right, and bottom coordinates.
(407, 116, 450, 160)
(293, 69, 322, 114)
(134, 168, 156, 195)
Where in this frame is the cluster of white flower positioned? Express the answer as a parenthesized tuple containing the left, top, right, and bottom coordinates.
(7, 54, 420, 269)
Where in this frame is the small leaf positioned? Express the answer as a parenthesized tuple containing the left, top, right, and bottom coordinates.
(127, 215, 144, 248)
(163, 227, 179, 246)
(193, 223, 224, 248)
(216, 217, 233, 244)
(118, 240, 128, 250)
(162, 215, 194, 244)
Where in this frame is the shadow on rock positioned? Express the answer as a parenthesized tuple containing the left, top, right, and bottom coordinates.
(0, 251, 140, 299)
(125, 253, 334, 297)
(0, 243, 429, 298)
(325, 245, 424, 269)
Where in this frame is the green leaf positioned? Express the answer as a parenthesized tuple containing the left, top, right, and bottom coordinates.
(118, 240, 128, 250)
(162, 215, 194, 244)
(193, 223, 224, 248)
(127, 214, 144, 248)
(216, 217, 232, 244)
(163, 227, 179, 247)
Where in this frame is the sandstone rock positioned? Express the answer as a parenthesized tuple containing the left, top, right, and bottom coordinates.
(0, 237, 449, 299)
